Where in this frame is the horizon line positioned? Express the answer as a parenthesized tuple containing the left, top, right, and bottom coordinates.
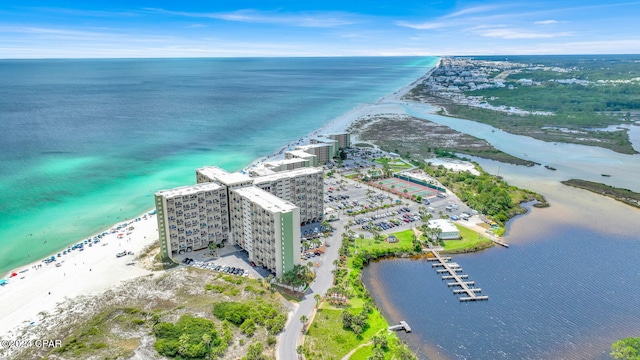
(2, 53, 640, 61)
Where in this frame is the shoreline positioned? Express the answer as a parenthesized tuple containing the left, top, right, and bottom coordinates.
(0, 210, 159, 338)
(0, 62, 441, 339)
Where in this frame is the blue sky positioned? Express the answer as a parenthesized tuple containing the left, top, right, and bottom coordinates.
(1, 0, 639, 58)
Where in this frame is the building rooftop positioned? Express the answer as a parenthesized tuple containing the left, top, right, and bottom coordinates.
(400, 170, 435, 182)
(248, 166, 277, 177)
(265, 158, 308, 167)
(233, 186, 298, 213)
(197, 166, 230, 180)
(311, 138, 338, 145)
(286, 150, 316, 158)
(215, 172, 253, 186)
(156, 182, 224, 198)
(428, 219, 458, 233)
(253, 167, 322, 184)
(296, 143, 331, 150)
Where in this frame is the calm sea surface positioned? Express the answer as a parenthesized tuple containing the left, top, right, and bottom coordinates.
(363, 103, 640, 359)
(0, 57, 438, 275)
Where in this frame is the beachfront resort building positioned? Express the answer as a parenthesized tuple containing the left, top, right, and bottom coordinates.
(285, 150, 318, 167)
(252, 167, 324, 224)
(295, 143, 332, 165)
(427, 219, 460, 240)
(229, 186, 301, 277)
(263, 158, 309, 172)
(156, 165, 322, 277)
(155, 183, 230, 262)
(326, 133, 351, 149)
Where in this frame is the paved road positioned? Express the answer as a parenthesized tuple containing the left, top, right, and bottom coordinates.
(277, 207, 346, 360)
(277, 171, 467, 359)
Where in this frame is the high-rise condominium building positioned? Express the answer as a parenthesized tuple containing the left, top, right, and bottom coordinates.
(156, 165, 319, 277)
(229, 186, 301, 277)
(155, 183, 229, 260)
(252, 167, 324, 224)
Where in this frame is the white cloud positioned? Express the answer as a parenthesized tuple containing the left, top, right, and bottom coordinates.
(471, 26, 573, 39)
(142, 8, 360, 28)
(445, 4, 508, 18)
(534, 20, 559, 25)
(395, 21, 449, 30)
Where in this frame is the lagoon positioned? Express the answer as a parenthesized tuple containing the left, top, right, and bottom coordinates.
(363, 102, 640, 359)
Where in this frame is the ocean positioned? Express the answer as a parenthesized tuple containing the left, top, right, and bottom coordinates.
(0, 56, 438, 275)
(363, 102, 640, 359)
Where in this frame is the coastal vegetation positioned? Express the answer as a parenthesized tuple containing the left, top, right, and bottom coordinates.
(302, 223, 494, 359)
(347, 114, 535, 166)
(11, 267, 287, 360)
(415, 161, 547, 229)
(561, 179, 640, 209)
(442, 224, 494, 253)
(301, 228, 419, 359)
(407, 55, 640, 154)
(611, 337, 640, 360)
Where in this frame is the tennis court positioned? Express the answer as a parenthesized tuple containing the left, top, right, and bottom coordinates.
(370, 177, 438, 199)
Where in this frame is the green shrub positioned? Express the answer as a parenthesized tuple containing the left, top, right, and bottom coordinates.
(213, 302, 251, 325)
(153, 315, 224, 359)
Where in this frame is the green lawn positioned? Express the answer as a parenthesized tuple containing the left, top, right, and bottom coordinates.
(374, 158, 412, 171)
(303, 308, 388, 360)
(354, 229, 415, 253)
(441, 224, 494, 252)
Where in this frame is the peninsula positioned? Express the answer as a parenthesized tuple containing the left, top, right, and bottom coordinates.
(405, 55, 640, 154)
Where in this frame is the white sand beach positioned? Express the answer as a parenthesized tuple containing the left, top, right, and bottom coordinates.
(0, 69, 435, 340)
(0, 213, 158, 338)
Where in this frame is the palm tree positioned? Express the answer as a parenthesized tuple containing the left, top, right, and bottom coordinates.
(314, 294, 322, 308)
(300, 315, 309, 332)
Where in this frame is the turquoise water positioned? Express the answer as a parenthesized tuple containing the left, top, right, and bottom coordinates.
(0, 57, 438, 275)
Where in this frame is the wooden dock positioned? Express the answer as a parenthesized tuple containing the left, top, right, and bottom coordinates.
(388, 320, 411, 333)
(489, 237, 509, 248)
(427, 250, 488, 302)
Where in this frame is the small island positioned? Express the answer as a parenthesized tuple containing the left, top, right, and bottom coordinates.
(561, 179, 640, 209)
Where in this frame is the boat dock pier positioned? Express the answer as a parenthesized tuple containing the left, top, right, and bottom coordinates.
(427, 250, 488, 302)
(489, 237, 509, 248)
(388, 321, 411, 333)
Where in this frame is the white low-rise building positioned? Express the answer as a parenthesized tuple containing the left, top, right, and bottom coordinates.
(428, 219, 460, 240)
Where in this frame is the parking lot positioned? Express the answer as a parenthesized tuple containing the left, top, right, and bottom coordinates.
(323, 168, 476, 236)
(171, 159, 476, 280)
(174, 244, 272, 279)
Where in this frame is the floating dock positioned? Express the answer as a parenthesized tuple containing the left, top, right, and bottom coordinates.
(427, 250, 488, 302)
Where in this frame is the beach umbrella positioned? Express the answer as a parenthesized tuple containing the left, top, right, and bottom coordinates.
(10, 272, 18, 277)
(0, 279, 7, 285)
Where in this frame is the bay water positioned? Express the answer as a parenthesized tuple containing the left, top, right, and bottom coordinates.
(363, 103, 640, 359)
